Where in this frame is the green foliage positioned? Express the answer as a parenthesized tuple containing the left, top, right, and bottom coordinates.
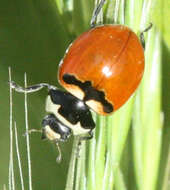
(1, 0, 169, 190)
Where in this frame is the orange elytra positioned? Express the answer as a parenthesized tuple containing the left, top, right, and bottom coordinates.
(58, 25, 144, 115)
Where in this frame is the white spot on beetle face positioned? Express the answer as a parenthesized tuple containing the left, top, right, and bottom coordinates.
(45, 96, 90, 135)
(44, 125, 61, 141)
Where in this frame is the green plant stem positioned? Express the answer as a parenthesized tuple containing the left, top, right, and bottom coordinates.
(65, 137, 79, 190)
(133, 27, 162, 190)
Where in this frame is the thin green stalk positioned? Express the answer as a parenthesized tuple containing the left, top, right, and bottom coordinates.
(106, 0, 116, 23)
(114, 168, 127, 190)
(55, 0, 64, 14)
(65, 137, 79, 190)
(162, 146, 170, 190)
(3, 184, 7, 190)
(75, 141, 86, 190)
(119, 0, 125, 24)
(95, 116, 106, 190)
(86, 113, 97, 190)
(102, 151, 111, 190)
(14, 123, 25, 190)
(8, 67, 15, 190)
(143, 28, 162, 190)
(133, 9, 162, 190)
(75, 152, 82, 190)
(24, 74, 33, 190)
(79, 142, 87, 190)
(102, 116, 113, 190)
(114, 0, 121, 23)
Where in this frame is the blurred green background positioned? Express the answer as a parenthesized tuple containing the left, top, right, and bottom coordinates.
(0, 0, 170, 190)
(0, 0, 81, 189)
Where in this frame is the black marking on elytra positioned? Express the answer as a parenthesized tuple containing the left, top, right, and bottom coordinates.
(42, 114, 71, 141)
(48, 89, 95, 130)
(62, 74, 113, 113)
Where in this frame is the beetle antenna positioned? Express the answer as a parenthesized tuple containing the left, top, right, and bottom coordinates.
(56, 142, 62, 163)
(140, 23, 153, 49)
(9, 81, 57, 93)
(90, 0, 105, 28)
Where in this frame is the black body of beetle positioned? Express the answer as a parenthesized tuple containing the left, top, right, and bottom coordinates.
(42, 89, 95, 142)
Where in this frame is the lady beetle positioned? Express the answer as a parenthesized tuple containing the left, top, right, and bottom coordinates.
(10, 0, 151, 144)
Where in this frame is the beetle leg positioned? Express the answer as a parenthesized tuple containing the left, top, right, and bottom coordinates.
(77, 130, 93, 151)
(9, 81, 56, 93)
(55, 141, 62, 163)
(23, 129, 42, 137)
(90, 0, 105, 28)
(140, 23, 153, 49)
(79, 130, 93, 143)
(76, 130, 93, 158)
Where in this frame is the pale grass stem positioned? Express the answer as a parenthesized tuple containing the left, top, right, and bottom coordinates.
(14, 122, 25, 190)
(24, 73, 33, 190)
(8, 67, 15, 190)
(8, 68, 33, 190)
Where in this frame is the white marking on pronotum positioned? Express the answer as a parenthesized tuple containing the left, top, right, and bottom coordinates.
(45, 96, 90, 135)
